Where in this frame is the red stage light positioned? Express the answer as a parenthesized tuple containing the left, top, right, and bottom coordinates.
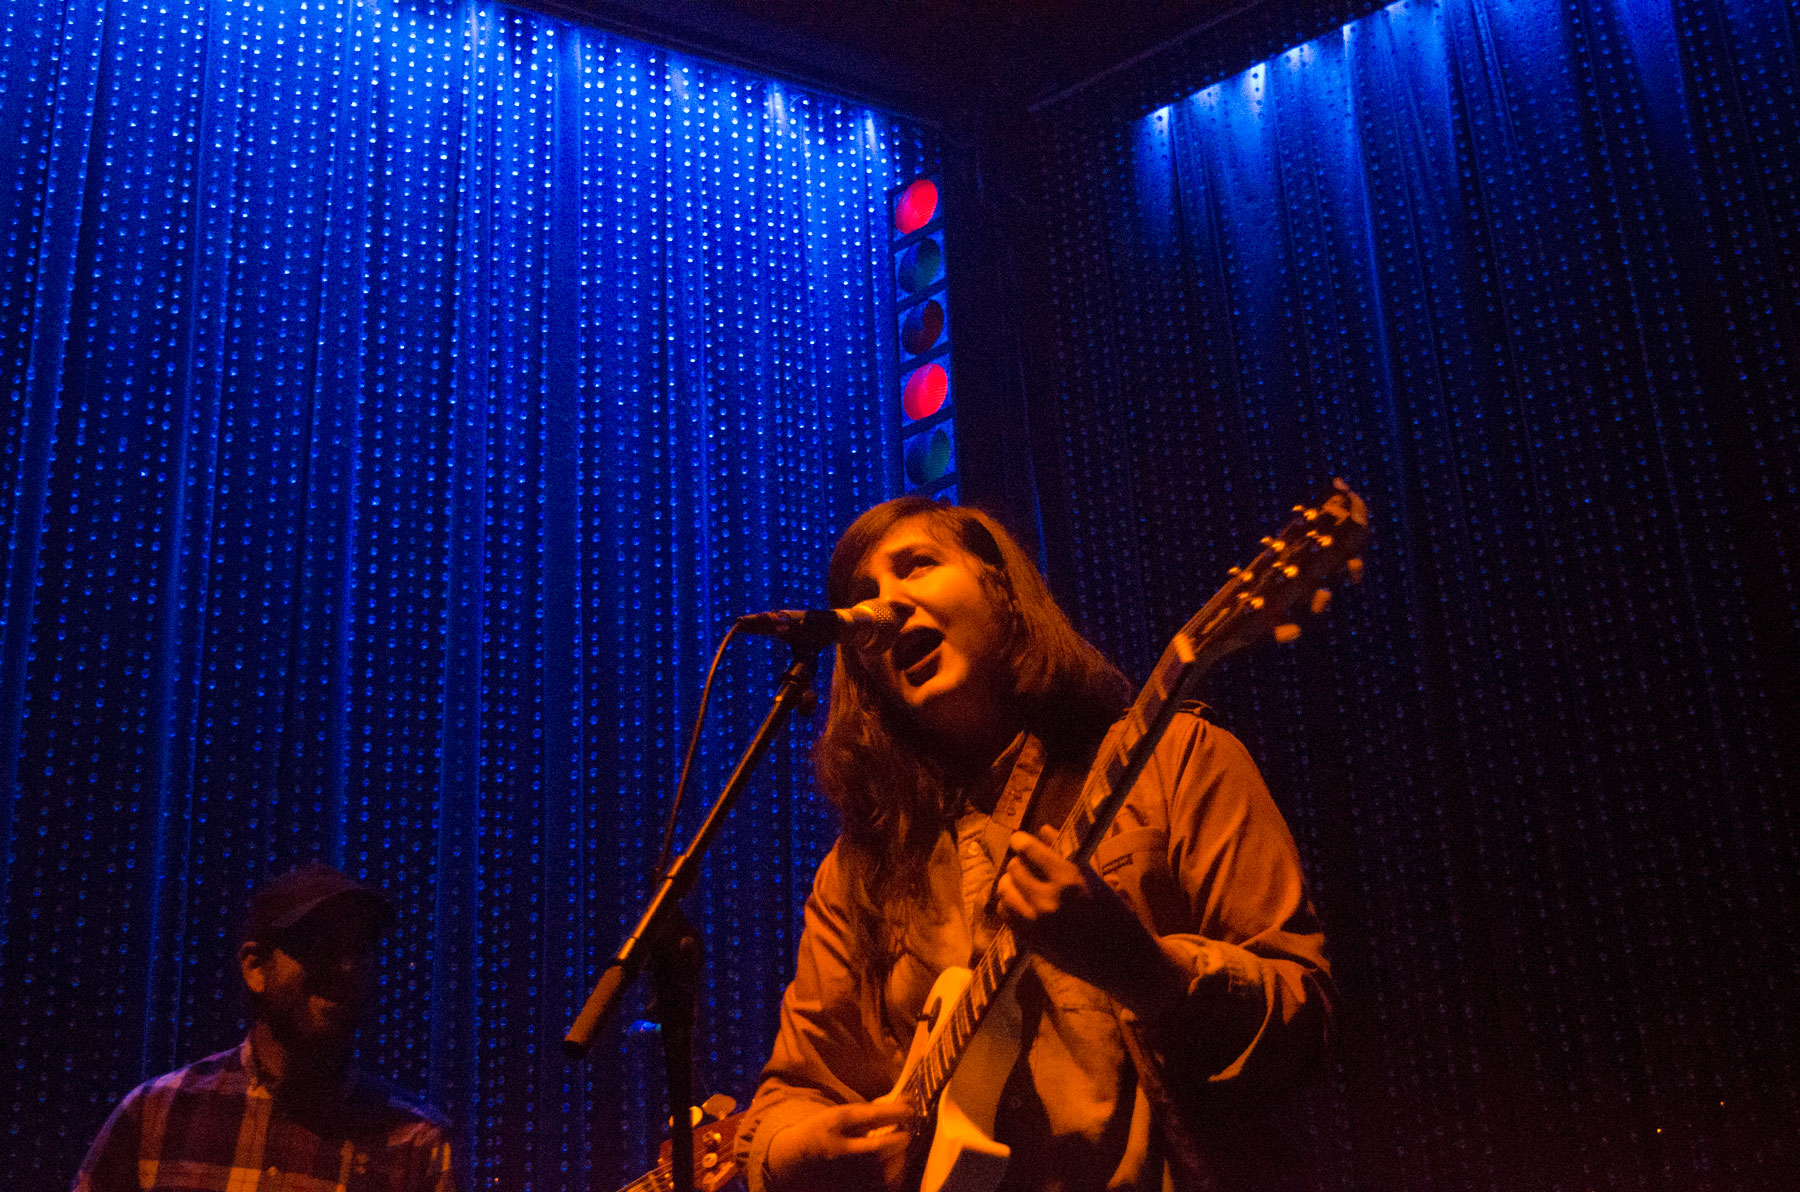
(902, 363, 948, 421)
(894, 179, 939, 235)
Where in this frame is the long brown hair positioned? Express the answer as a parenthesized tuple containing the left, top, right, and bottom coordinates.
(813, 497, 1130, 977)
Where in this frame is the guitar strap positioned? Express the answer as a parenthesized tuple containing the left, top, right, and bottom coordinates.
(984, 733, 1046, 850)
(971, 732, 1058, 925)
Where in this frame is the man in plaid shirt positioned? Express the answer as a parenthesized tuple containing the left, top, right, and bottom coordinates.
(72, 863, 458, 1192)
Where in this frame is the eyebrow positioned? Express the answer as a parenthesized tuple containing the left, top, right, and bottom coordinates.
(869, 538, 937, 575)
(848, 537, 932, 598)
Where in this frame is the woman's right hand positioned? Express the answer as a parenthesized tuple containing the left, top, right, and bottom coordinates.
(763, 1100, 913, 1192)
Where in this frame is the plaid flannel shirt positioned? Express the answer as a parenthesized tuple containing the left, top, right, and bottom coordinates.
(72, 1039, 457, 1192)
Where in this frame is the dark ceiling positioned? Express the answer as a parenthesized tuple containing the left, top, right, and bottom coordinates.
(530, 0, 1259, 124)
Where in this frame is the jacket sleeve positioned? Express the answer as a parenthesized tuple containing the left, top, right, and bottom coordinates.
(1108, 715, 1335, 1097)
(734, 843, 905, 1192)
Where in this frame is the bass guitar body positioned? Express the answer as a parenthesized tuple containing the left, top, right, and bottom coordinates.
(882, 965, 1024, 1192)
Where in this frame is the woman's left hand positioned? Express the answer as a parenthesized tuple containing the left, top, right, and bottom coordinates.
(996, 826, 1188, 1020)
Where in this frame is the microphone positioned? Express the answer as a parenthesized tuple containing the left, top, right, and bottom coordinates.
(734, 599, 906, 653)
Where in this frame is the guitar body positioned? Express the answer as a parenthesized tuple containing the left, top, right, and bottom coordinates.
(883, 965, 1024, 1192)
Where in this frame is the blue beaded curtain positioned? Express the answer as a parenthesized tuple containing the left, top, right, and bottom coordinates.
(0, 0, 932, 1183)
(1029, 0, 1797, 1187)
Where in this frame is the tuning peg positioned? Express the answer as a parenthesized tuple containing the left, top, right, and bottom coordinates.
(1310, 588, 1332, 615)
(1346, 558, 1365, 584)
(1273, 623, 1301, 644)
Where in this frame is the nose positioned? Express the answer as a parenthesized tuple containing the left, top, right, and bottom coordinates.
(872, 570, 902, 602)
(861, 567, 902, 606)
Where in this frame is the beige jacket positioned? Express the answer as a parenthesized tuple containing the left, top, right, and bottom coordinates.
(737, 712, 1334, 1192)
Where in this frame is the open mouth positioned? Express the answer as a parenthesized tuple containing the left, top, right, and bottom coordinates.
(890, 626, 943, 674)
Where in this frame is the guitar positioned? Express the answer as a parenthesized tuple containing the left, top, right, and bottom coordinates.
(880, 480, 1370, 1192)
(614, 1104, 745, 1192)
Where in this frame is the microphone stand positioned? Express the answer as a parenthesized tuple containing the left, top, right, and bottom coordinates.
(564, 644, 823, 1192)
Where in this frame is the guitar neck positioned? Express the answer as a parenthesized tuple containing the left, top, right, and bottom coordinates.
(1055, 615, 1212, 867)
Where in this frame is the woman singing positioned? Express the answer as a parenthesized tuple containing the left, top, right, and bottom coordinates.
(736, 497, 1334, 1192)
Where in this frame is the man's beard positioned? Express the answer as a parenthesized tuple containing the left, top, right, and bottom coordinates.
(262, 984, 357, 1065)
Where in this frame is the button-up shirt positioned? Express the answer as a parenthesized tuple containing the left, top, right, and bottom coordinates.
(72, 1037, 457, 1192)
(736, 711, 1335, 1191)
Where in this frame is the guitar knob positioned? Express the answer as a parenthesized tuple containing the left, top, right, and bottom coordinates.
(1310, 588, 1331, 615)
(1346, 558, 1365, 584)
(1273, 624, 1301, 644)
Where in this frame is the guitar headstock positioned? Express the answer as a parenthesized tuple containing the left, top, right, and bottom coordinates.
(1182, 479, 1369, 665)
(686, 1111, 743, 1192)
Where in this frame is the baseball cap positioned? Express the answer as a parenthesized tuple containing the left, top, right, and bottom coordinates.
(242, 861, 395, 948)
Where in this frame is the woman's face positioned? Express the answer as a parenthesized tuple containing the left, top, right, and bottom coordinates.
(846, 515, 1018, 755)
